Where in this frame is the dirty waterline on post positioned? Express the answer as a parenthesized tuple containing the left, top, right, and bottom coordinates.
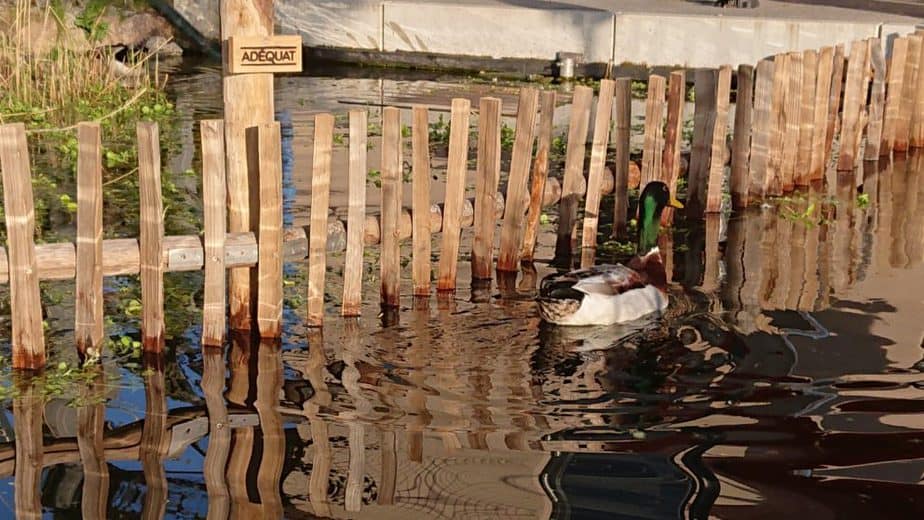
(380, 107, 403, 306)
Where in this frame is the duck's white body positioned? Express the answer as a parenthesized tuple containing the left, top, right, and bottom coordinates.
(550, 284, 667, 326)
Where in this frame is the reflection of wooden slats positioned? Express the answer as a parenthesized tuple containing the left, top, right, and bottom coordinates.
(77, 370, 108, 519)
(758, 209, 779, 308)
(773, 215, 793, 309)
(800, 207, 822, 311)
(875, 159, 894, 272)
(722, 214, 746, 323)
(256, 342, 284, 518)
(378, 430, 398, 505)
(891, 157, 911, 268)
(701, 215, 722, 293)
(202, 350, 230, 519)
(13, 383, 42, 519)
(907, 154, 924, 266)
(346, 423, 365, 512)
(141, 367, 169, 520)
(737, 210, 764, 332)
(831, 175, 854, 293)
(787, 200, 807, 310)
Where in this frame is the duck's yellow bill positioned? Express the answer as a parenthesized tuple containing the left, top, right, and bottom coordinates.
(669, 196, 684, 209)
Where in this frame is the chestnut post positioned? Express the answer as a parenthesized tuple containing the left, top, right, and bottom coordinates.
(498, 88, 539, 272)
(811, 47, 835, 180)
(307, 115, 333, 327)
(553, 85, 593, 267)
(472, 97, 502, 279)
(730, 64, 754, 209)
(837, 41, 869, 172)
(521, 91, 557, 262)
(0, 124, 44, 369)
(580, 79, 616, 268)
(705, 65, 732, 214)
(780, 52, 802, 192)
(825, 45, 846, 161)
(611, 78, 631, 239)
(912, 36, 924, 148)
(343, 110, 368, 315)
(688, 69, 717, 218)
(766, 53, 789, 197)
(881, 37, 907, 156)
(221, 0, 275, 330)
(200, 120, 227, 346)
(896, 35, 922, 152)
(137, 122, 165, 351)
(866, 39, 887, 159)
(256, 122, 283, 337)
(640, 75, 666, 188)
(410, 107, 431, 297)
(76, 122, 104, 355)
(749, 59, 774, 203)
(436, 99, 471, 291)
(662, 70, 686, 220)
(796, 49, 817, 187)
(380, 107, 403, 306)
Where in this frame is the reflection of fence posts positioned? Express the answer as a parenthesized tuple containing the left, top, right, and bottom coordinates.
(13, 380, 42, 518)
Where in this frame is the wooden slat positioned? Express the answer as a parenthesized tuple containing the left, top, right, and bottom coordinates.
(781, 52, 802, 192)
(521, 91, 556, 262)
(730, 65, 754, 209)
(881, 37, 907, 156)
(611, 79, 632, 238)
(436, 99, 471, 291)
(472, 97, 503, 278)
(706, 65, 732, 213)
(13, 384, 42, 517)
(380, 107, 403, 305)
(826, 44, 846, 161)
(0, 124, 45, 369)
(913, 36, 924, 147)
(837, 41, 869, 172)
(343, 110, 368, 314)
(75, 122, 104, 355)
(580, 79, 616, 267)
(896, 35, 922, 152)
(222, 0, 274, 331)
(749, 59, 775, 202)
(307, 115, 333, 327)
(553, 85, 593, 266)
(811, 47, 835, 179)
(640, 75, 667, 187)
(767, 53, 790, 197)
(141, 366, 168, 520)
(201, 120, 227, 346)
(256, 122, 284, 337)
(498, 88, 540, 272)
(688, 69, 717, 217)
(796, 49, 817, 186)
(866, 39, 887, 159)
(662, 71, 686, 208)
(137, 122, 165, 351)
(410, 107, 431, 297)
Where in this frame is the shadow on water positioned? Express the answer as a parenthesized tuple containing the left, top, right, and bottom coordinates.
(2, 64, 924, 519)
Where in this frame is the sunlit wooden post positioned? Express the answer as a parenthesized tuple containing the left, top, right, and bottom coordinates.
(75, 122, 104, 355)
(881, 37, 907, 157)
(837, 41, 870, 172)
(343, 110, 368, 314)
(580, 79, 616, 267)
(201, 120, 227, 346)
(137, 122, 165, 351)
(640, 75, 666, 188)
(826, 45, 846, 161)
(766, 53, 789, 197)
(896, 35, 922, 152)
(810, 46, 834, 181)
(437, 99, 471, 291)
(381, 107, 403, 306)
(307, 115, 333, 327)
(472, 97, 503, 278)
(730, 65, 754, 209)
(554, 85, 593, 267)
(781, 52, 802, 192)
(256, 122, 283, 337)
(662, 70, 686, 222)
(411, 107, 431, 298)
(498, 88, 539, 272)
(749, 59, 774, 203)
(688, 69, 717, 217)
(521, 91, 556, 262)
(796, 49, 817, 187)
(611, 79, 631, 239)
(706, 65, 732, 213)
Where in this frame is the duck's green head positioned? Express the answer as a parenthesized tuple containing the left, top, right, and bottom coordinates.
(638, 181, 683, 253)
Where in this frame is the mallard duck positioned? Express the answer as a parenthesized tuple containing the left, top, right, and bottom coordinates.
(537, 181, 683, 326)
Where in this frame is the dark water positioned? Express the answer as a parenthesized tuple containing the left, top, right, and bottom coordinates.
(1, 60, 923, 519)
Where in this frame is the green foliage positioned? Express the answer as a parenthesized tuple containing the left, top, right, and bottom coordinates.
(75, 0, 110, 42)
(857, 192, 871, 209)
(367, 169, 382, 188)
(631, 80, 648, 99)
(429, 114, 451, 145)
(500, 122, 516, 151)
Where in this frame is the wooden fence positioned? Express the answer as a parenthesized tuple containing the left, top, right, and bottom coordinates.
(2, 32, 924, 369)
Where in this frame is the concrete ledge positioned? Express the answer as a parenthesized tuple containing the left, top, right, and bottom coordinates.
(383, 1, 614, 63)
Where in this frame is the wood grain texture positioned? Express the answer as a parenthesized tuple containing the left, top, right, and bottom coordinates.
(781, 52, 803, 192)
(881, 37, 907, 156)
(640, 75, 667, 187)
(437, 99, 471, 291)
(76, 371, 108, 519)
(255, 342, 284, 518)
(380, 107, 403, 304)
(140, 366, 169, 520)
(663, 71, 687, 209)
(0, 124, 45, 369)
(343, 110, 368, 313)
(137, 122, 165, 351)
(200, 120, 227, 346)
(472, 97, 502, 278)
(554, 85, 593, 266)
(498, 88, 539, 272)
(766, 53, 789, 196)
(826, 44, 846, 161)
(612, 79, 631, 239)
(689, 69, 718, 217)
(866, 39, 887, 159)
(896, 35, 921, 152)
(201, 349, 231, 518)
(731, 64, 754, 209)
(749, 59, 774, 202)
(222, 0, 274, 331)
(75, 122, 104, 354)
(913, 36, 924, 147)
(705, 66, 732, 214)
(255, 123, 284, 336)
(580, 79, 616, 267)
(811, 47, 835, 179)
(410, 107, 431, 296)
(796, 49, 817, 186)
(306, 116, 333, 326)
(837, 41, 869, 171)
(521, 90, 556, 261)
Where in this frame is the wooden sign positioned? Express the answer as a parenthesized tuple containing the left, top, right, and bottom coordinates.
(227, 35, 302, 74)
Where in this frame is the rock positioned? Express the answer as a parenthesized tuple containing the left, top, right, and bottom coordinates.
(101, 12, 173, 49)
(143, 35, 183, 57)
(6, 7, 90, 58)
